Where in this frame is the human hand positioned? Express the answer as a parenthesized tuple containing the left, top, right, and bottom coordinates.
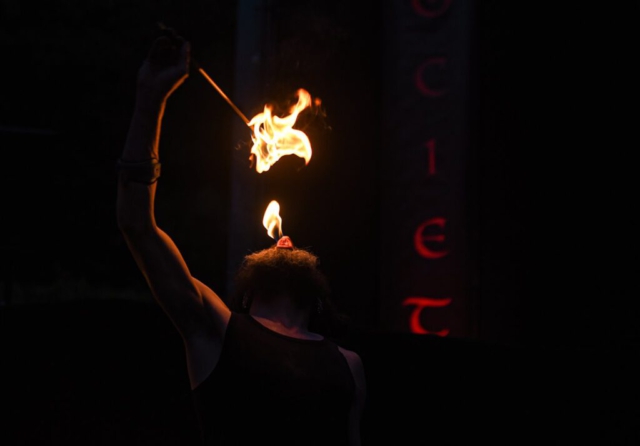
(136, 32, 190, 107)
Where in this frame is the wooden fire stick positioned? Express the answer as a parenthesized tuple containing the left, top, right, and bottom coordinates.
(157, 22, 250, 125)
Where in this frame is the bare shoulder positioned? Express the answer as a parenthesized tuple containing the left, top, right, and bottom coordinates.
(182, 278, 231, 391)
(338, 344, 367, 432)
(338, 346, 366, 386)
(338, 346, 363, 367)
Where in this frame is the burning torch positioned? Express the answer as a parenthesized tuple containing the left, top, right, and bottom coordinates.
(157, 23, 309, 247)
(157, 22, 314, 174)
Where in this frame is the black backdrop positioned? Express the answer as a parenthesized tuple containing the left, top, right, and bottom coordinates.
(2, 1, 639, 444)
(2, 0, 637, 344)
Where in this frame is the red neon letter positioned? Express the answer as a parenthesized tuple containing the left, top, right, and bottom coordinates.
(414, 217, 449, 259)
(411, 0, 452, 18)
(403, 297, 452, 336)
(426, 138, 436, 175)
(415, 57, 448, 97)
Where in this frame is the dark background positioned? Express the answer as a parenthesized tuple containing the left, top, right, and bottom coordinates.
(2, 1, 639, 444)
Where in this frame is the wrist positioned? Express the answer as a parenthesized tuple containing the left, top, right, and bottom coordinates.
(116, 158, 162, 184)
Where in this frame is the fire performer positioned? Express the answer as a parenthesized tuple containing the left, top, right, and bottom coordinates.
(116, 34, 366, 445)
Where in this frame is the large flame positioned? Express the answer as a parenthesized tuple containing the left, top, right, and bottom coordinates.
(263, 200, 283, 240)
(248, 89, 313, 173)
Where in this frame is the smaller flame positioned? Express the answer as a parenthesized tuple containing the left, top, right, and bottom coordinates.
(248, 89, 313, 173)
(263, 200, 283, 240)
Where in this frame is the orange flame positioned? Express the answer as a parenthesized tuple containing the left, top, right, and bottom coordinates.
(263, 200, 283, 240)
(248, 89, 313, 173)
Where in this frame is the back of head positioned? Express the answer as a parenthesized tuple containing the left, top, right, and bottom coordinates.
(231, 245, 347, 338)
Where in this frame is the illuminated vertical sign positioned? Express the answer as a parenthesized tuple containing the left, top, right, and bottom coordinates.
(379, 1, 474, 336)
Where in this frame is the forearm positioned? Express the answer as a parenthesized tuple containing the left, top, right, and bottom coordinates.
(116, 179, 157, 233)
(118, 32, 189, 232)
(116, 95, 166, 232)
(121, 94, 166, 161)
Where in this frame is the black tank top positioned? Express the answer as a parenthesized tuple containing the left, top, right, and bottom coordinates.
(192, 312, 355, 446)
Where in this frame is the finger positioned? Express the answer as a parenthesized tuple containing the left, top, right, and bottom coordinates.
(148, 36, 176, 65)
(149, 35, 174, 53)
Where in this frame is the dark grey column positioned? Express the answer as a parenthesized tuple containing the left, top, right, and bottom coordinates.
(378, 0, 475, 337)
(225, 0, 273, 299)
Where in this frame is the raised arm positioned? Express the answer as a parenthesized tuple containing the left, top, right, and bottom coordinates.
(116, 35, 230, 384)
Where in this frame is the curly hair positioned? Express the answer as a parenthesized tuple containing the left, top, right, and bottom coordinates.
(231, 245, 347, 337)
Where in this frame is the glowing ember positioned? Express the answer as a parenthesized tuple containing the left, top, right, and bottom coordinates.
(248, 89, 313, 173)
(276, 236, 294, 249)
(263, 200, 283, 240)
